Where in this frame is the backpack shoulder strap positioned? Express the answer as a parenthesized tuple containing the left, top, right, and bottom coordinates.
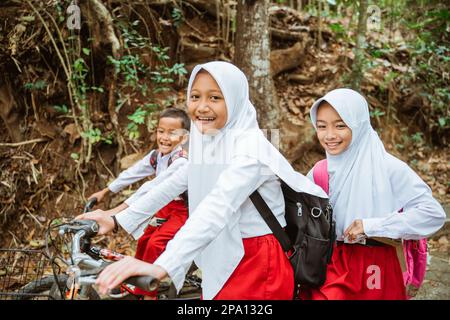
(313, 159, 329, 195)
(149, 150, 159, 171)
(249, 190, 292, 252)
(168, 149, 188, 167)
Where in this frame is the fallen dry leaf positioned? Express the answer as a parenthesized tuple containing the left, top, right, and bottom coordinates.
(63, 123, 81, 144)
(29, 240, 45, 248)
(120, 153, 144, 170)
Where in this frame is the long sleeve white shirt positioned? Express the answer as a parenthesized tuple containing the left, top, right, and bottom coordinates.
(307, 155, 446, 240)
(124, 155, 187, 206)
(108, 146, 186, 198)
(115, 156, 285, 299)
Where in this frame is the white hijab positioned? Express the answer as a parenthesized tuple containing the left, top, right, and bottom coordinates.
(310, 88, 426, 239)
(186, 61, 327, 298)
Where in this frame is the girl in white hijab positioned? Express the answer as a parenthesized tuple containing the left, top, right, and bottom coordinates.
(79, 61, 327, 300)
(302, 88, 445, 300)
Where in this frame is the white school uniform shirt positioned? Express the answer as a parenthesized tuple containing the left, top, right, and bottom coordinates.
(308, 88, 445, 241)
(116, 156, 286, 299)
(107, 146, 187, 205)
(306, 153, 445, 240)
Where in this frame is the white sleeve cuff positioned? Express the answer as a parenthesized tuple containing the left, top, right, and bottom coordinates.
(154, 253, 186, 293)
(107, 182, 122, 193)
(115, 210, 146, 240)
(362, 217, 385, 238)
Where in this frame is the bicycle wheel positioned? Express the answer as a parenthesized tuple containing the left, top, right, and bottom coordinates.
(157, 275, 202, 300)
(19, 275, 101, 300)
(49, 275, 101, 300)
(16, 275, 67, 300)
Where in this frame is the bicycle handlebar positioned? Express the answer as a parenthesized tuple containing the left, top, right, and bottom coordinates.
(77, 265, 160, 292)
(59, 219, 99, 238)
(125, 275, 159, 292)
(84, 197, 98, 213)
(57, 201, 161, 293)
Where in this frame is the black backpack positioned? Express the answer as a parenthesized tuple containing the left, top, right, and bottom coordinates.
(250, 180, 335, 289)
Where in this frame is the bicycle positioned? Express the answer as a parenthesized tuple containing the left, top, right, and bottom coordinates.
(0, 199, 201, 300)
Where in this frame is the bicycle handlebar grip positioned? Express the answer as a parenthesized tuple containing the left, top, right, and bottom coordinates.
(84, 197, 98, 213)
(125, 276, 159, 292)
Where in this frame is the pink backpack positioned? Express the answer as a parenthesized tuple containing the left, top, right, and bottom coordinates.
(312, 159, 427, 298)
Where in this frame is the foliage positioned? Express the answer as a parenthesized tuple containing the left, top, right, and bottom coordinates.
(326, 0, 449, 144)
(171, 7, 184, 27)
(111, 19, 187, 140)
(24, 80, 47, 91)
(401, 4, 450, 143)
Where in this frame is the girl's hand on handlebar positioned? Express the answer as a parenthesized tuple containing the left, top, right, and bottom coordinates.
(95, 256, 168, 295)
(75, 209, 114, 235)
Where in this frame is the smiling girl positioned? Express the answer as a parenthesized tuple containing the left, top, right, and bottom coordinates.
(77, 61, 326, 300)
(302, 88, 445, 300)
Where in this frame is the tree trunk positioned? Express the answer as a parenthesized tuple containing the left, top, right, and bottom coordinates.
(234, 0, 279, 130)
(85, 0, 123, 174)
(350, 0, 368, 91)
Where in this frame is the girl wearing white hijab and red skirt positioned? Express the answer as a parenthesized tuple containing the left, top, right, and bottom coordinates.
(301, 88, 445, 300)
(77, 61, 327, 300)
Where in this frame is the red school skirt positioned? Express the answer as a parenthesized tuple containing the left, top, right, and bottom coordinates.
(134, 199, 188, 297)
(213, 233, 294, 300)
(300, 242, 407, 300)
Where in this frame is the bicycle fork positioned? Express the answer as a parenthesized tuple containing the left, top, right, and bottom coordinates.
(66, 266, 98, 300)
(65, 247, 124, 299)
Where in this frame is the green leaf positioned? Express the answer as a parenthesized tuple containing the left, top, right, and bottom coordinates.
(82, 48, 90, 56)
(91, 86, 104, 93)
(128, 108, 147, 124)
(70, 153, 79, 160)
(33, 80, 47, 90)
(24, 80, 47, 91)
(29, 239, 45, 248)
(20, 15, 35, 22)
(53, 104, 68, 114)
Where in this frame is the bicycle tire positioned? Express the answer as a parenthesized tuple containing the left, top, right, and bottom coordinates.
(157, 275, 201, 300)
(49, 275, 101, 300)
(19, 275, 100, 300)
(16, 275, 66, 300)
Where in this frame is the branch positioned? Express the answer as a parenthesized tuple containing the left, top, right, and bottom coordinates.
(270, 27, 307, 41)
(89, 0, 121, 58)
(0, 138, 48, 147)
(270, 39, 310, 76)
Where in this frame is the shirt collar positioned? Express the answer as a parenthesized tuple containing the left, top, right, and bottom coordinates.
(158, 145, 182, 161)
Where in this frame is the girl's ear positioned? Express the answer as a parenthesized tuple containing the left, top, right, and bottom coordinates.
(181, 133, 189, 145)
